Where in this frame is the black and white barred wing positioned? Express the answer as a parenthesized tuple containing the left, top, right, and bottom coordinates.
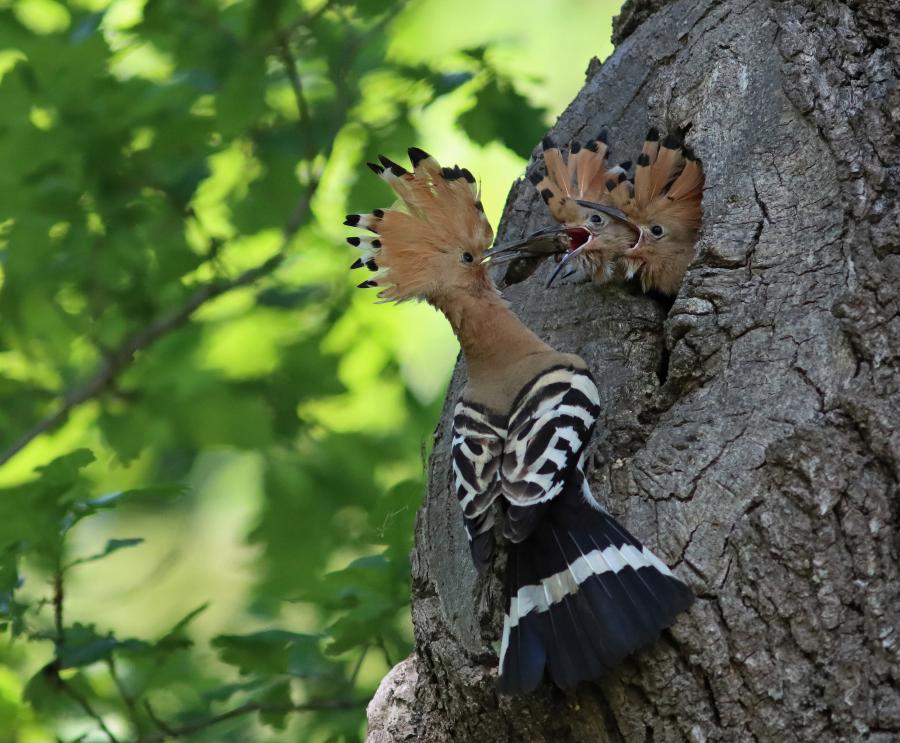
(500, 365, 601, 542)
(451, 401, 506, 572)
(495, 364, 695, 694)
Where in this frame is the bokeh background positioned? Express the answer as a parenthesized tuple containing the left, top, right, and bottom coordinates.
(0, 0, 621, 740)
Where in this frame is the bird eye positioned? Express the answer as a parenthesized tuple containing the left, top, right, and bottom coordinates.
(589, 214, 605, 225)
(462, 251, 474, 264)
(649, 224, 665, 238)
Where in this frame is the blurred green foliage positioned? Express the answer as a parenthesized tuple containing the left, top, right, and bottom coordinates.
(0, 0, 616, 740)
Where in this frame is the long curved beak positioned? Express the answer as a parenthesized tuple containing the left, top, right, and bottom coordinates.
(574, 200, 631, 224)
(575, 199, 643, 253)
(546, 243, 588, 287)
(482, 225, 569, 265)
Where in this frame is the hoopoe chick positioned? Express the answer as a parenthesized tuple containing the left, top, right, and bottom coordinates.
(345, 147, 693, 695)
(491, 133, 638, 286)
(611, 128, 705, 296)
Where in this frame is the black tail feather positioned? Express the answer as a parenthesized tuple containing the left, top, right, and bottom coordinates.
(498, 494, 693, 694)
(498, 545, 546, 694)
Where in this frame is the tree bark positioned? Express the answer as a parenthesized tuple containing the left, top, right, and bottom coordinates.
(366, 0, 899, 740)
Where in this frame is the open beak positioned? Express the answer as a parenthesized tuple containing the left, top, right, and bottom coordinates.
(574, 200, 630, 224)
(545, 243, 588, 287)
(575, 199, 644, 254)
(482, 225, 570, 265)
(624, 227, 647, 258)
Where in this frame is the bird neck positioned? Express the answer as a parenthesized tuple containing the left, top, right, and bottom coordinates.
(434, 287, 551, 383)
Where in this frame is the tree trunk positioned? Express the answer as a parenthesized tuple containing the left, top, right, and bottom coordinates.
(366, 0, 900, 740)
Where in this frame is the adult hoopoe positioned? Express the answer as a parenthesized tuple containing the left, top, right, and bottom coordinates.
(490, 133, 637, 287)
(344, 148, 693, 694)
(497, 129, 705, 297)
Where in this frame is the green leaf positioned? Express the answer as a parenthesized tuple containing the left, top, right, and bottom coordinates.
(0, 449, 98, 569)
(258, 679, 292, 730)
(24, 666, 92, 715)
(66, 538, 144, 568)
(57, 623, 117, 669)
(33, 449, 95, 490)
(459, 75, 548, 157)
(202, 678, 268, 703)
(154, 602, 209, 652)
(213, 630, 335, 679)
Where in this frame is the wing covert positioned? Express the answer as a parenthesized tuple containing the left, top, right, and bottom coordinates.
(451, 401, 506, 572)
(500, 366, 601, 542)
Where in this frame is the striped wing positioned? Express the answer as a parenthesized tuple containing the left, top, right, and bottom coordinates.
(500, 365, 601, 542)
(451, 401, 507, 572)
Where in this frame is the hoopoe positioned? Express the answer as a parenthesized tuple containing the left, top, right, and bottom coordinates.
(345, 148, 693, 694)
(616, 129, 704, 295)
(497, 129, 704, 297)
(491, 133, 637, 287)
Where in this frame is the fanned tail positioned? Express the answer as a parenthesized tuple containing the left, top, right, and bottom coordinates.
(498, 481, 693, 694)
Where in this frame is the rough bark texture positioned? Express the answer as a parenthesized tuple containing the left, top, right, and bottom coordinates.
(368, 0, 899, 740)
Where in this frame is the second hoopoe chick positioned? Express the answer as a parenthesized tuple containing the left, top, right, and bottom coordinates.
(616, 129, 705, 296)
(345, 147, 693, 694)
(491, 133, 637, 286)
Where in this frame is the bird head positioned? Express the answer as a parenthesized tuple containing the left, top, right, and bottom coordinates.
(488, 133, 639, 286)
(345, 148, 495, 304)
(619, 129, 705, 296)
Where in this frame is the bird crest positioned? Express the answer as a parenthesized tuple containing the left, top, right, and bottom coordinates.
(617, 128, 705, 293)
(529, 133, 627, 225)
(344, 148, 494, 303)
(627, 128, 704, 226)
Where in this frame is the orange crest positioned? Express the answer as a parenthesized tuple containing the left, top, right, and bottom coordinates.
(529, 133, 628, 224)
(630, 129, 704, 228)
(345, 148, 494, 303)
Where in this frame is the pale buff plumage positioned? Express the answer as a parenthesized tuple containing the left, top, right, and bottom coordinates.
(525, 134, 638, 284)
(345, 148, 578, 395)
(496, 128, 704, 297)
(618, 130, 705, 295)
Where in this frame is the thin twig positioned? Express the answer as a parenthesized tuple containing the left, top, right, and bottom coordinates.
(277, 34, 312, 129)
(143, 700, 177, 738)
(49, 572, 121, 742)
(284, 0, 339, 36)
(131, 697, 365, 743)
(57, 677, 122, 743)
(377, 636, 394, 668)
(52, 570, 65, 652)
(349, 645, 369, 686)
(108, 657, 144, 737)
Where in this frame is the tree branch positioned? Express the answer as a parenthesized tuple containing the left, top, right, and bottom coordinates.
(108, 657, 144, 737)
(58, 676, 122, 743)
(0, 21, 335, 469)
(49, 570, 121, 743)
(52, 570, 65, 652)
(277, 34, 312, 131)
(0, 248, 292, 467)
(132, 697, 365, 743)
